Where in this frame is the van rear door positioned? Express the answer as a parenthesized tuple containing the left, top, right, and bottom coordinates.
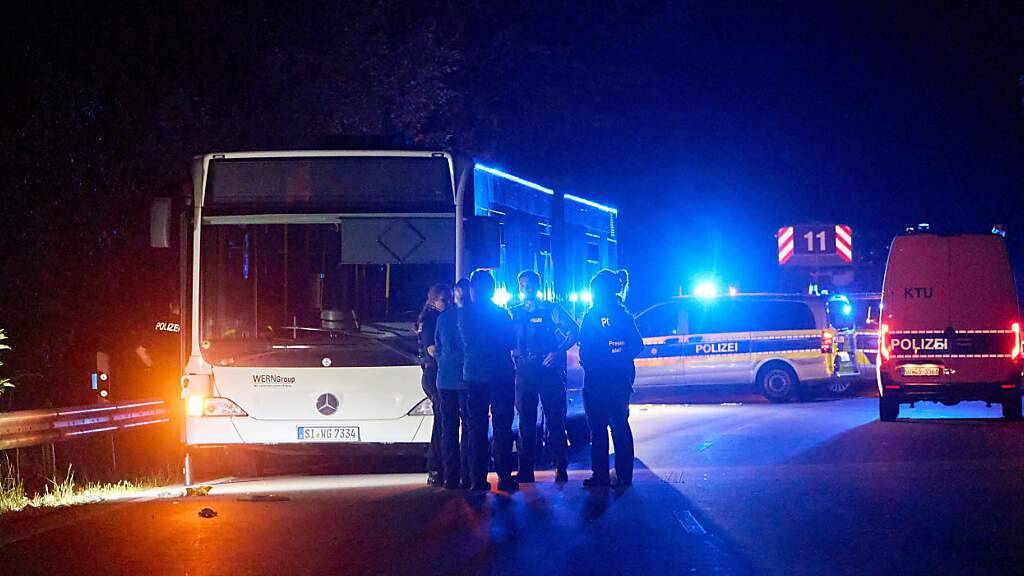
(881, 235, 952, 385)
(944, 235, 1018, 384)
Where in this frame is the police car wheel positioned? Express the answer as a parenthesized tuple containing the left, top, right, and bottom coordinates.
(758, 364, 798, 402)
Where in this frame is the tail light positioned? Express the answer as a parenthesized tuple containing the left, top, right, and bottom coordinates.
(821, 330, 835, 354)
(879, 323, 891, 362)
(1012, 322, 1021, 361)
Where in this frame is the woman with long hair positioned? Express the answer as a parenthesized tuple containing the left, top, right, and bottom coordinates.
(417, 283, 452, 486)
(434, 277, 477, 488)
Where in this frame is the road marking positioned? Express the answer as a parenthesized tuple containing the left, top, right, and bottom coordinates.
(674, 509, 708, 535)
(661, 470, 686, 484)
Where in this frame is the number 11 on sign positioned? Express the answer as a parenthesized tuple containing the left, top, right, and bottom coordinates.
(804, 230, 826, 252)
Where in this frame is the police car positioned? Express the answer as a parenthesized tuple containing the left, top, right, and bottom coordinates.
(632, 293, 860, 401)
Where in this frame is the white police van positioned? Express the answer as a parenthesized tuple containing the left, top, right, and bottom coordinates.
(633, 294, 857, 401)
(877, 231, 1022, 420)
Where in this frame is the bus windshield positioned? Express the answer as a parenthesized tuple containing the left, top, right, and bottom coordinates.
(200, 222, 455, 367)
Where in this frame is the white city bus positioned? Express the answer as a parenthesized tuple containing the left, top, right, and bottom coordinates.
(153, 149, 617, 482)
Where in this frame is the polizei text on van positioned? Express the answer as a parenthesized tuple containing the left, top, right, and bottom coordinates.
(889, 336, 949, 355)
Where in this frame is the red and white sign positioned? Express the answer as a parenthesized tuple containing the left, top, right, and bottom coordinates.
(835, 224, 853, 263)
(777, 226, 795, 265)
(777, 223, 854, 267)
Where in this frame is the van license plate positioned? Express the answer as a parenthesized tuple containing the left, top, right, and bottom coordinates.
(901, 365, 941, 377)
(297, 426, 360, 441)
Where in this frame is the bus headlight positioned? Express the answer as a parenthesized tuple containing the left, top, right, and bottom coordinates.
(188, 397, 248, 417)
(408, 397, 434, 416)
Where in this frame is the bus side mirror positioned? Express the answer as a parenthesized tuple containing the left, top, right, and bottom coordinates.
(150, 197, 172, 248)
(467, 216, 501, 269)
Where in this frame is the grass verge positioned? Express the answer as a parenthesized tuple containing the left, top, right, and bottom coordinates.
(1, 464, 170, 515)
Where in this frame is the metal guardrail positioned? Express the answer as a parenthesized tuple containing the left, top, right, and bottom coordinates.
(0, 399, 168, 450)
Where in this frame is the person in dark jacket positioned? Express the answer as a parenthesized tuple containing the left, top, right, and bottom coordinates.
(454, 277, 471, 309)
(461, 269, 518, 492)
(578, 269, 644, 488)
(434, 278, 472, 489)
(510, 270, 578, 483)
(418, 284, 452, 487)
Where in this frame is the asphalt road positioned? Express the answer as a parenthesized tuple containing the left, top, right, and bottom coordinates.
(4, 390, 1024, 575)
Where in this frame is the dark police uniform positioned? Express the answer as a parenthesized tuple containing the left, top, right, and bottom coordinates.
(127, 306, 183, 403)
(460, 300, 517, 490)
(579, 297, 644, 484)
(510, 299, 578, 479)
(418, 306, 444, 484)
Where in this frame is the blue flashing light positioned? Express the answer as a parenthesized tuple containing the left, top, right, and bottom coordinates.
(842, 304, 853, 316)
(580, 290, 593, 305)
(569, 292, 579, 303)
(693, 281, 718, 299)
(536, 290, 544, 300)
(493, 287, 512, 307)
(564, 193, 618, 215)
(474, 164, 554, 195)
(91, 372, 98, 390)
(728, 286, 738, 296)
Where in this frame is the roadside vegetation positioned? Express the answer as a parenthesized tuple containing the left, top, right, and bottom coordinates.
(1, 462, 170, 515)
(0, 329, 12, 398)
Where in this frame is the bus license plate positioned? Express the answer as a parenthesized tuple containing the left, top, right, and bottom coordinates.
(901, 365, 942, 377)
(297, 426, 360, 441)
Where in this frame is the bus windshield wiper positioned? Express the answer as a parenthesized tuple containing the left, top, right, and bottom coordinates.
(271, 326, 419, 364)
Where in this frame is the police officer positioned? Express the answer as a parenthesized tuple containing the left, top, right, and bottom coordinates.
(461, 269, 518, 492)
(130, 300, 183, 403)
(578, 269, 644, 488)
(417, 284, 452, 487)
(510, 270, 578, 483)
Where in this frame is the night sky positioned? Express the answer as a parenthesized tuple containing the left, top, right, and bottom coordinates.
(2, 1, 1022, 399)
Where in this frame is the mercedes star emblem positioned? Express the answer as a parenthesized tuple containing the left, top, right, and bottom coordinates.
(316, 393, 339, 416)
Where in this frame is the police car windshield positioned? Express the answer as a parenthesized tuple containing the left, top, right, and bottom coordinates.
(199, 222, 454, 367)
